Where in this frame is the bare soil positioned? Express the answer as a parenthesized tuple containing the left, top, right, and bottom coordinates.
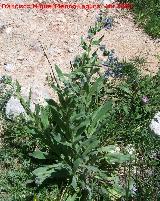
(0, 0, 159, 104)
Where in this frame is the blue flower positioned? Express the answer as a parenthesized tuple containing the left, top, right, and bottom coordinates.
(105, 24, 112, 30)
(104, 69, 115, 79)
(103, 18, 113, 30)
(102, 49, 124, 79)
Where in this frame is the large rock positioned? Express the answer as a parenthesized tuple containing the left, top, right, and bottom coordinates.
(5, 96, 26, 119)
(150, 112, 160, 136)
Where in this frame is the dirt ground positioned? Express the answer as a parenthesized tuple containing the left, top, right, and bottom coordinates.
(0, 0, 160, 105)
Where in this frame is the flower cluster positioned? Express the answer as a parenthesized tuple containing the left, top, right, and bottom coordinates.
(99, 47, 123, 79)
(96, 13, 113, 30)
(103, 18, 113, 30)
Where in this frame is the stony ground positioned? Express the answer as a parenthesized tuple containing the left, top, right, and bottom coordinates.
(0, 0, 160, 106)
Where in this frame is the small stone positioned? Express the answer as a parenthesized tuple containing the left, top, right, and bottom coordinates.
(0, 21, 5, 33)
(57, 14, 66, 22)
(5, 96, 26, 119)
(68, 48, 74, 53)
(48, 47, 61, 55)
(29, 42, 41, 52)
(15, 0, 24, 3)
(101, 0, 115, 4)
(5, 27, 12, 34)
(150, 112, 160, 136)
(4, 63, 15, 72)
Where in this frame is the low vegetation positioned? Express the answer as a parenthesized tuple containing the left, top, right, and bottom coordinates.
(119, 0, 160, 38)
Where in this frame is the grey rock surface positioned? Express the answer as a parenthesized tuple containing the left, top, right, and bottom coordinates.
(150, 111, 160, 136)
(5, 96, 26, 119)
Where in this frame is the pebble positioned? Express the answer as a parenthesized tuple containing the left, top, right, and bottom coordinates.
(150, 111, 160, 136)
(5, 27, 13, 34)
(0, 21, 5, 33)
(48, 47, 61, 55)
(56, 14, 67, 23)
(4, 63, 15, 72)
(68, 47, 74, 53)
(101, 0, 116, 3)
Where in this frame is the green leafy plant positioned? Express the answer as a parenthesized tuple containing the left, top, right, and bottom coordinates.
(1, 9, 160, 201)
(3, 12, 134, 200)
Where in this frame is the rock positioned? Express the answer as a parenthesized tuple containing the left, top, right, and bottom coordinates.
(5, 96, 26, 119)
(5, 27, 12, 34)
(68, 47, 74, 53)
(29, 42, 41, 52)
(150, 112, 160, 136)
(56, 14, 67, 23)
(48, 47, 61, 56)
(0, 21, 6, 33)
(101, 0, 115, 4)
(15, 0, 24, 3)
(4, 63, 15, 72)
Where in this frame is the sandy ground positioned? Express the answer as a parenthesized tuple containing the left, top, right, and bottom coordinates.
(0, 0, 160, 104)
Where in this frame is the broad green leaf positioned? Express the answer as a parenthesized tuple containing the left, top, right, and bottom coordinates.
(33, 165, 57, 176)
(50, 105, 66, 132)
(104, 153, 131, 164)
(97, 145, 118, 153)
(40, 107, 49, 129)
(82, 136, 99, 156)
(46, 98, 60, 110)
(33, 163, 68, 184)
(89, 77, 104, 96)
(73, 158, 83, 172)
(71, 176, 77, 190)
(66, 193, 77, 201)
(89, 100, 112, 134)
(75, 118, 90, 136)
(30, 150, 48, 160)
(81, 165, 100, 173)
(55, 64, 63, 79)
